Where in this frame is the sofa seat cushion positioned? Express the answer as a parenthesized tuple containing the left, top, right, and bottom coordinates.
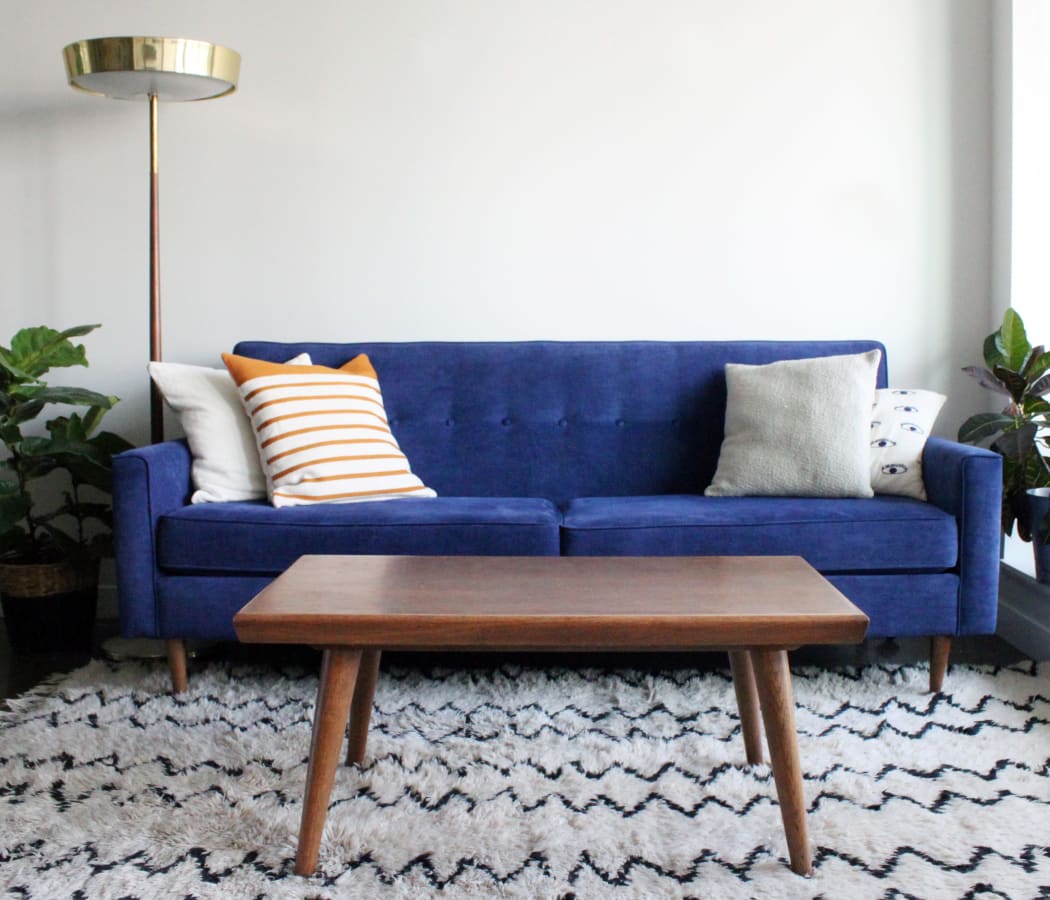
(158, 497, 561, 575)
(561, 495, 958, 572)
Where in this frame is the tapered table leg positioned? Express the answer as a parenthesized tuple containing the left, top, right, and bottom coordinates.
(295, 648, 362, 876)
(347, 649, 381, 766)
(167, 639, 188, 694)
(750, 649, 811, 876)
(728, 650, 764, 765)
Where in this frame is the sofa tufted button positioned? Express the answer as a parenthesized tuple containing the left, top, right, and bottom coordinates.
(502, 417, 512, 426)
(558, 418, 568, 428)
(445, 418, 455, 427)
(616, 419, 625, 427)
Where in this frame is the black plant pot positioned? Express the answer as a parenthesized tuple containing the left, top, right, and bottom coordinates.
(1027, 488, 1050, 586)
(0, 560, 99, 653)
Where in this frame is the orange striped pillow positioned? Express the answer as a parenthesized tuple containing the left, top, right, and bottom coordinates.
(221, 352, 436, 507)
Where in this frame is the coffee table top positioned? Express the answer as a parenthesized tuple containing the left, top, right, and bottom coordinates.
(233, 555, 868, 651)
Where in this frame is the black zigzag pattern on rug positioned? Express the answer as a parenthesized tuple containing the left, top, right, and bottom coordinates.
(1, 659, 1048, 898)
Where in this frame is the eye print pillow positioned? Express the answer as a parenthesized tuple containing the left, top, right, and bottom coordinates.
(869, 388, 946, 500)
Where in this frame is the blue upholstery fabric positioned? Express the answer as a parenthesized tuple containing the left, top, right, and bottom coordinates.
(112, 441, 192, 637)
(826, 574, 961, 637)
(922, 438, 1003, 634)
(561, 495, 958, 572)
(234, 340, 888, 506)
(158, 497, 561, 575)
(157, 574, 272, 641)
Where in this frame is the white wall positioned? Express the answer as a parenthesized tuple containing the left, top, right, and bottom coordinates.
(2, 0, 994, 447)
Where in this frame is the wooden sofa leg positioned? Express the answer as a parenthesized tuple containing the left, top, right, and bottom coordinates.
(929, 635, 951, 693)
(167, 639, 188, 694)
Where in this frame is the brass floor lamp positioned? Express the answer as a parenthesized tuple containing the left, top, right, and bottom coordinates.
(62, 36, 240, 670)
(63, 35, 241, 444)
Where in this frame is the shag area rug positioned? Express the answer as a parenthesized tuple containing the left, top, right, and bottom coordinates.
(0, 659, 1047, 899)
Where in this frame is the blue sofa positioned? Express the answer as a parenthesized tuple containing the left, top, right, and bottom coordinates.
(112, 340, 1003, 692)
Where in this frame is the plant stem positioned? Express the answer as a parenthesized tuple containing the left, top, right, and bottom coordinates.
(10, 447, 38, 557)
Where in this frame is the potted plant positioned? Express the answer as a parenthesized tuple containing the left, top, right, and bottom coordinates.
(958, 308, 1050, 581)
(0, 324, 133, 651)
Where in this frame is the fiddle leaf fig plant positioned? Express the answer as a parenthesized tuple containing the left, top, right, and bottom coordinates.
(0, 324, 133, 564)
(958, 309, 1050, 540)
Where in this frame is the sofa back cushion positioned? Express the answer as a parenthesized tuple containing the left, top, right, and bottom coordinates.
(233, 341, 888, 505)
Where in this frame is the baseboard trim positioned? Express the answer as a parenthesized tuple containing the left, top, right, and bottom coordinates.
(997, 563, 1050, 661)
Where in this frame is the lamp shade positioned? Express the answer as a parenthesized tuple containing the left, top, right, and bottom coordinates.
(62, 36, 240, 102)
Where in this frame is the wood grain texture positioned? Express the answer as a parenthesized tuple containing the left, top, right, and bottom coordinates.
(234, 556, 868, 650)
(751, 648, 811, 876)
(295, 648, 361, 876)
(166, 639, 187, 695)
(729, 651, 763, 765)
(346, 649, 381, 766)
(930, 635, 952, 693)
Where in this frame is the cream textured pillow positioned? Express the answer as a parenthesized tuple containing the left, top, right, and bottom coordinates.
(870, 388, 945, 500)
(149, 353, 311, 504)
(222, 352, 436, 507)
(705, 350, 882, 498)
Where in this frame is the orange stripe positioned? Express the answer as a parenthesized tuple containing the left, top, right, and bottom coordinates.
(291, 469, 411, 484)
(273, 454, 406, 481)
(250, 392, 385, 415)
(274, 484, 429, 501)
(257, 408, 389, 431)
(260, 423, 391, 449)
(266, 438, 398, 465)
(243, 378, 380, 403)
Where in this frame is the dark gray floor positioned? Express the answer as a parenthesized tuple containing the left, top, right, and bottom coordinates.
(0, 618, 1029, 704)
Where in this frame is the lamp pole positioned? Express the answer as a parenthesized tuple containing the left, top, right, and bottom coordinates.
(149, 92, 163, 444)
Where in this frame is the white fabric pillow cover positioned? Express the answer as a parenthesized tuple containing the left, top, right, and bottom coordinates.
(148, 353, 311, 504)
(705, 350, 882, 498)
(869, 388, 945, 500)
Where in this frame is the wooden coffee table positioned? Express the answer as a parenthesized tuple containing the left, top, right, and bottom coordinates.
(234, 554, 868, 877)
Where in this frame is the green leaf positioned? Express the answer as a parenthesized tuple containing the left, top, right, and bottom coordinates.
(1025, 349, 1050, 383)
(993, 365, 1028, 404)
(1028, 371, 1050, 399)
(0, 348, 35, 383)
(58, 456, 113, 492)
(0, 526, 33, 561)
(13, 386, 117, 409)
(983, 331, 1008, 370)
(88, 429, 134, 457)
(81, 406, 105, 437)
(958, 413, 1014, 444)
(997, 308, 1032, 372)
(39, 523, 79, 556)
(0, 482, 30, 536)
(961, 365, 1011, 396)
(994, 422, 1039, 461)
(9, 399, 44, 425)
(8, 325, 99, 378)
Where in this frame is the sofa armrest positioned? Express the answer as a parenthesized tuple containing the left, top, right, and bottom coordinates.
(922, 437, 1002, 635)
(112, 440, 193, 637)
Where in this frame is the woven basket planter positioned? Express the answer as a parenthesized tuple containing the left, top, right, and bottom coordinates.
(0, 558, 99, 653)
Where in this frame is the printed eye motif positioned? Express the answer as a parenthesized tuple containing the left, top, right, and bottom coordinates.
(894, 405, 919, 413)
(870, 420, 882, 429)
(891, 389, 915, 395)
(900, 422, 924, 434)
(881, 463, 908, 475)
(871, 438, 896, 448)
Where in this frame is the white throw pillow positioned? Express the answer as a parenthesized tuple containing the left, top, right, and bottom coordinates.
(869, 388, 945, 500)
(705, 350, 881, 498)
(148, 353, 311, 503)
